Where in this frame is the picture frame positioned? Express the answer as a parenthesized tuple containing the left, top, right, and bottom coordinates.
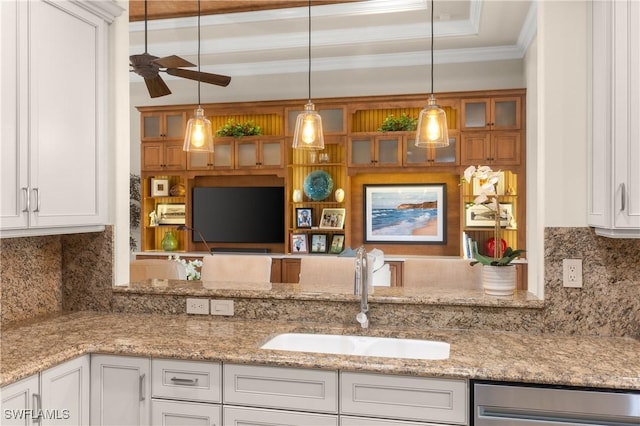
(472, 171, 505, 196)
(319, 208, 346, 230)
(465, 203, 514, 227)
(310, 233, 328, 253)
(363, 184, 446, 244)
(151, 178, 170, 197)
(156, 203, 186, 225)
(295, 207, 313, 228)
(290, 233, 308, 254)
(329, 234, 345, 254)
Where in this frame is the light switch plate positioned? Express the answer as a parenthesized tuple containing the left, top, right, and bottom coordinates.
(211, 299, 234, 316)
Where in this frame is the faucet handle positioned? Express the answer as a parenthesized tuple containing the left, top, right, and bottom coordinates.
(356, 311, 369, 328)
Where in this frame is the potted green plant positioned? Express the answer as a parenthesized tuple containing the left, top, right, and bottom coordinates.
(215, 119, 262, 137)
(377, 113, 417, 132)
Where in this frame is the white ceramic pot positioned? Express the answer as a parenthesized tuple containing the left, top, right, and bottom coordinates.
(292, 189, 303, 203)
(482, 265, 516, 296)
(335, 188, 345, 203)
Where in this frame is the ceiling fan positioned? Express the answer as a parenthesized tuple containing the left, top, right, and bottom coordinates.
(130, 0, 231, 98)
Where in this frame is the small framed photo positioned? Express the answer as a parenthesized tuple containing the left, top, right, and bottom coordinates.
(151, 178, 170, 197)
(290, 233, 308, 254)
(329, 234, 345, 254)
(473, 171, 505, 196)
(465, 203, 513, 227)
(310, 233, 328, 253)
(295, 208, 313, 228)
(156, 203, 186, 225)
(319, 208, 346, 230)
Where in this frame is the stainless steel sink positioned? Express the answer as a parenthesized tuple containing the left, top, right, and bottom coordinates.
(260, 333, 450, 360)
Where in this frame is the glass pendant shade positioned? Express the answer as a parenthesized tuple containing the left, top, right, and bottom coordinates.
(292, 102, 324, 150)
(415, 95, 449, 148)
(183, 107, 214, 152)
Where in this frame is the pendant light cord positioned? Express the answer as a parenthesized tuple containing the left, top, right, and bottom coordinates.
(430, 0, 434, 96)
(307, 0, 312, 103)
(144, 0, 148, 52)
(197, 0, 202, 105)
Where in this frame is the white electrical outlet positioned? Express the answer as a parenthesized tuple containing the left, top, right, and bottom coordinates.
(563, 259, 583, 288)
(186, 298, 209, 314)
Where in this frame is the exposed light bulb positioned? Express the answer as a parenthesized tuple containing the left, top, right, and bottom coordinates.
(192, 123, 205, 147)
(426, 110, 441, 141)
(302, 116, 316, 144)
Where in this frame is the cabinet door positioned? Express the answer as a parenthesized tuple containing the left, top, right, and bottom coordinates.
(491, 132, 521, 165)
(163, 141, 187, 170)
(261, 140, 284, 167)
(236, 140, 259, 168)
(152, 400, 221, 426)
(460, 133, 491, 164)
(28, 0, 106, 228)
(141, 143, 165, 171)
(40, 355, 90, 426)
(1, 374, 39, 426)
(187, 152, 214, 170)
(141, 142, 186, 172)
(375, 136, 402, 166)
(212, 139, 233, 169)
(0, 0, 29, 230)
(90, 355, 150, 426)
(461, 99, 491, 130)
(348, 137, 375, 166)
(141, 112, 186, 142)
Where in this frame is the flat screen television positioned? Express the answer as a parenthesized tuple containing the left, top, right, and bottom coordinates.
(192, 186, 285, 244)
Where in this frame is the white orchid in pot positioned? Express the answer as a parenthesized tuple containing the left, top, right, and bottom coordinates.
(463, 165, 524, 295)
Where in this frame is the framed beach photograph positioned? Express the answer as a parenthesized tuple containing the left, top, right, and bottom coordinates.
(156, 203, 186, 225)
(363, 184, 446, 244)
(290, 233, 308, 254)
(295, 207, 313, 228)
(310, 233, 328, 253)
(151, 178, 170, 197)
(466, 203, 513, 228)
(329, 234, 345, 254)
(319, 208, 346, 229)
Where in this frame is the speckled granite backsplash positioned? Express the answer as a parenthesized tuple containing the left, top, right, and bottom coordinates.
(1, 227, 639, 338)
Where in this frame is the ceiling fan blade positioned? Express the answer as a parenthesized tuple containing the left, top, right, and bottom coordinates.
(153, 55, 195, 69)
(144, 75, 172, 98)
(165, 68, 231, 87)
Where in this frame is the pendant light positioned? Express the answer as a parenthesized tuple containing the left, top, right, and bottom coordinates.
(292, 0, 324, 150)
(415, 0, 449, 148)
(183, 0, 214, 152)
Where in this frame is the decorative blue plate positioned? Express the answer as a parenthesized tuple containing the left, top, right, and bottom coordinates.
(303, 170, 334, 201)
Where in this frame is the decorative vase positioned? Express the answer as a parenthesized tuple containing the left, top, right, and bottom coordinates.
(335, 188, 345, 203)
(482, 265, 516, 296)
(161, 230, 178, 251)
(292, 189, 303, 203)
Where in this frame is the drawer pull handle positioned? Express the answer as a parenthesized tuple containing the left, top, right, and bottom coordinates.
(620, 183, 626, 212)
(170, 377, 199, 385)
(21, 187, 30, 213)
(139, 373, 146, 401)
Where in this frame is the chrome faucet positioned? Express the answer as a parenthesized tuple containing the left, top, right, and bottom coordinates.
(354, 246, 369, 328)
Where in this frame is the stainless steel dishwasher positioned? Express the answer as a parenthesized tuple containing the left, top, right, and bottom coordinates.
(473, 381, 640, 425)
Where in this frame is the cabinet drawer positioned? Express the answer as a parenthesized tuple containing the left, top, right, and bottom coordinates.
(152, 359, 221, 403)
(223, 406, 338, 426)
(152, 399, 221, 426)
(341, 372, 468, 425)
(341, 415, 441, 426)
(223, 364, 338, 413)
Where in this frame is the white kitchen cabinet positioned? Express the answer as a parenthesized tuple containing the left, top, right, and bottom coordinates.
(152, 400, 221, 426)
(223, 406, 338, 426)
(1, 374, 39, 426)
(589, 0, 640, 237)
(0, 0, 122, 237)
(151, 358, 222, 426)
(1, 356, 90, 426)
(340, 372, 468, 425)
(90, 355, 150, 426)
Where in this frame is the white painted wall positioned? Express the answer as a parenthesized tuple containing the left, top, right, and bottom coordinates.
(539, 0, 588, 227)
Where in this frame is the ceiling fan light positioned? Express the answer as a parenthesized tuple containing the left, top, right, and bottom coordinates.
(183, 107, 214, 152)
(415, 95, 449, 148)
(292, 102, 325, 150)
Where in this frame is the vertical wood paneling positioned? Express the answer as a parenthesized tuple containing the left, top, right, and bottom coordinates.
(351, 107, 457, 132)
(209, 114, 284, 136)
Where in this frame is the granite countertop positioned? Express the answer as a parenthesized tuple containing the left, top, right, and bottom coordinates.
(2, 311, 639, 390)
(115, 280, 544, 308)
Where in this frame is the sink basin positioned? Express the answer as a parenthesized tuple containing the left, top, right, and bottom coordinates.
(260, 333, 450, 360)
